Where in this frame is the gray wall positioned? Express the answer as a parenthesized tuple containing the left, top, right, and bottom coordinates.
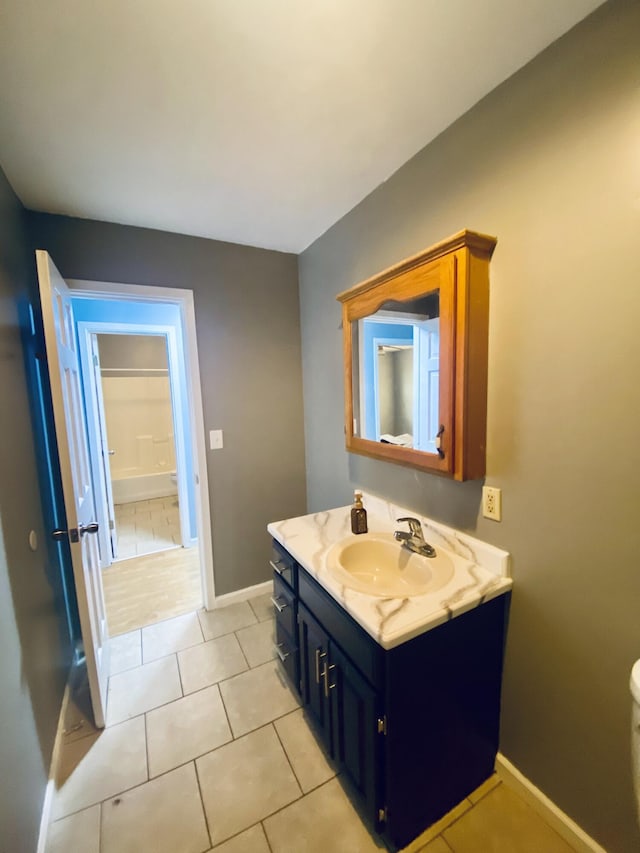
(0, 170, 71, 850)
(98, 333, 168, 371)
(27, 213, 307, 596)
(299, 2, 640, 851)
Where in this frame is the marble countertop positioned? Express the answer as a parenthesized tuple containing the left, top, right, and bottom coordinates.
(267, 491, 512, 650)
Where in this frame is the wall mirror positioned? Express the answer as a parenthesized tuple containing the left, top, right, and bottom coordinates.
(337, 230, 497, 480)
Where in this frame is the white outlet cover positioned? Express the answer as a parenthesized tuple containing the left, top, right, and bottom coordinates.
(209, 429, 224, 450)
(482, 486, 502, 522)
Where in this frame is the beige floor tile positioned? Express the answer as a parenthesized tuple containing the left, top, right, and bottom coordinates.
(178, 633, 248, 694)
(104, 546, 202, 635)
(468, 773, 501, 804)
(133, 511, 152, 525)
(142, 612, 204, 663)
(235, 620, 275, 668)
(219, 660, 299, 737)
(400, 798, 472, 852)
(442, 783, 577, 853)
(109, 630, 142, 675)
(101, 763, 210, 853)
(197, 725, 301, 846)
(106, 656, 182, 725)
(414, 838, 452, 853)
(115, 502, 136, 516)
(210, 823, 271, 852)
(62, 666, 99, 744)
(248, 592, 274, 623)
(263, 777, 386, 853)
(149, 510, 170, 526)
(117, 541, 138, 558)
(274, 709, 335, 793)
(146, 684, 232, 777)
(52, 717, 147, 819)
(198, 601, 257, 640)
(46, 804, 100, 853)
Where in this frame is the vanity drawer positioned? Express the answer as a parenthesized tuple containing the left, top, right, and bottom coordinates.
(298, 568, 382, 689)
(274, 620, 299, 689)
(272, 571, 296, 638)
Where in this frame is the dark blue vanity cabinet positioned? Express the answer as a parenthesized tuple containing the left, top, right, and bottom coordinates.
(271, 540, 510, 850)
(270, 540, 299, 688)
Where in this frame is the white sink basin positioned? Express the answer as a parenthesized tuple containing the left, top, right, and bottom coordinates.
(325, 532, 455, 598)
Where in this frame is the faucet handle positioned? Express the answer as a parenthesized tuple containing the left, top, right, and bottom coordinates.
(396, 517, 424, 538)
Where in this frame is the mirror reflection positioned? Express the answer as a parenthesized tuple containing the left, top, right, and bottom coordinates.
(352, 291, 440, 453)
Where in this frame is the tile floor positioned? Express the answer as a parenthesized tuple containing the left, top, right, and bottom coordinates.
(47, 594, 579, 853)
(114, 495, 181, 559)
(103, 542, 201, 634)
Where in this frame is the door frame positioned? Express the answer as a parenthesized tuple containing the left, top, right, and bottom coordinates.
(68, 279, 215, 609)
(78, 322, 193, 564)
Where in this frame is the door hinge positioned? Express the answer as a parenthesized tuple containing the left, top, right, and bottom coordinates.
(378, 807, 387, 823)
(377, 715, 387, 735)
(109, 519, 115, 531)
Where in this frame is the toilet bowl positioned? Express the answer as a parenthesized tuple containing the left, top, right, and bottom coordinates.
(631, 660, 640, 826)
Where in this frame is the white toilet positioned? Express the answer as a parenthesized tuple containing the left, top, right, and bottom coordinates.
(631, 660, 640, 825)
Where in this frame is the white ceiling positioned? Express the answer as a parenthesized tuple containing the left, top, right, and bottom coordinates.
(0, 0, 603, 253)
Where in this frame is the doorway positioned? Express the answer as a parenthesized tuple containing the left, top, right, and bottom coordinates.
(71, 283, 215, 636)
(36, 253, 216, 726)
(79, 328, 203, 633)
(96, 331, 183, 558)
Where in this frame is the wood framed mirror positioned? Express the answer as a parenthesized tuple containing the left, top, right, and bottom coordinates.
(337, 230, 497, 481)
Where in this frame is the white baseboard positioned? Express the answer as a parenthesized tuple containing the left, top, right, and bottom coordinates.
(37, 675, 72, 853)
(212, 579, 272, 609)
(496, 753, 607, 853)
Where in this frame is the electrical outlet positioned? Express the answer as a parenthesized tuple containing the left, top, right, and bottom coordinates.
(482, 486, 502, 521)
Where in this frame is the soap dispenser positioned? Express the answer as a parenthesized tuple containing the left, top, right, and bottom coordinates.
(351, 491, 368, 535)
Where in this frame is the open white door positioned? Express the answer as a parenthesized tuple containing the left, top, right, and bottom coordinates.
(36, 250, 109, 728)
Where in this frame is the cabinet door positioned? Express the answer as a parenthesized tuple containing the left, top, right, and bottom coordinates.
(329, 641, 381, 825)
(298, 604, 331, 748)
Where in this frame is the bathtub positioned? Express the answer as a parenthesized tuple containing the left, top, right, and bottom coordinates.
(112, 470, 178, 504)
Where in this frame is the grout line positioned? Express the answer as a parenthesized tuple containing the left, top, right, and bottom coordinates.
(105, 683, 183, 729)
(98, 799, 104, 853)
(193, 760, 213, 850)
(175, 651, 185, 696)
(468, 778, 502, 806)
(258, 776, 339, 827)
(203, 821, 272, 851)
(217, 680, 236, 740)
(143, 712, 150, 781)
(271, 721, 304, 796)
(261, 820, 275, 853)
(234, 630, 251, 670)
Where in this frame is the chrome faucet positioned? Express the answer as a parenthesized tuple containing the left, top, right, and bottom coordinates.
(394, 517, 436, 558)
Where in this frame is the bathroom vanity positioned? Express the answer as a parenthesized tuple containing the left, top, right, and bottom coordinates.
(269, 494, 511, 849)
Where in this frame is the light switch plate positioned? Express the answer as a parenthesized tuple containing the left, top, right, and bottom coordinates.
(209, 429, 223, 450)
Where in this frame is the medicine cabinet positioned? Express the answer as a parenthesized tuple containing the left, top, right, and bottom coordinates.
(336, 230, 497, 481)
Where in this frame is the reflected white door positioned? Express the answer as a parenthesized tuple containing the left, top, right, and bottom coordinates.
(414, 318, 439, 453)
(36, 250, 109, 728)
